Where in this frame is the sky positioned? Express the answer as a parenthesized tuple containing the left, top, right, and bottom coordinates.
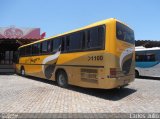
(0, 0, 160, 40)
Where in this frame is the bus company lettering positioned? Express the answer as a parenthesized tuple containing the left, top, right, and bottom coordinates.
(25, 58, 40, 64)
(30, 58, 40, 63)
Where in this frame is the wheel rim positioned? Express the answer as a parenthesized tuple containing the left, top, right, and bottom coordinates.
(58, 74, 65, 86)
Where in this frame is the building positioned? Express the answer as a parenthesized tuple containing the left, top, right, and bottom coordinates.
(0, 26, 44, 73)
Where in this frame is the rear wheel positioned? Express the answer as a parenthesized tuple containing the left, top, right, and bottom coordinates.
(135, 70, 139, 78)
(56, 70, 68, 88)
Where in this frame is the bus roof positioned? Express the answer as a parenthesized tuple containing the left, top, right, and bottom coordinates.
(19, 18, 128, 49)
(136, 46, 160, 51)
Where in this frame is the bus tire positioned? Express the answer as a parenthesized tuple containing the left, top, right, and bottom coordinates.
(56, 70, 68, 88)
(21, 67, 25, 77)
(135, 70, 139, 78)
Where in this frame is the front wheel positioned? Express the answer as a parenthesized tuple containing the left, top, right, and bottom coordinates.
(56, 70, 68, 88)
(21, 68, 25, 77)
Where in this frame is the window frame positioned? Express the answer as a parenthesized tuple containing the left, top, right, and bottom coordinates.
(41, 40, 49, 54)
(32, 43, 41, 56)
(67, 31, 84, 52)
(51, 37, 62, 53)
(25, 45, 32, 56)
(86, 25, 105, 50)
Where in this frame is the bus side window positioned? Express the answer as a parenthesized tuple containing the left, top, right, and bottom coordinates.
(90, 27, 99, 48)
(47, 40, 52, 53)
(136, 54, 146, 62)
(41, 41, 48, 54)
(32, 44, 37, 55)
(136, 55, 139, 61)
(26, 45, 32, 56)
(61, 37, 65, 52)
(146, 54, 156, 62)
(52, 38, 62, 53)
(82, 31, 86, 49)
(20, 47, 26, 57)
(37, 43, 41, 55)
(69, 32, 83, 51)
(32, 43, 41, 55)
(153, 51, 159, 61)
(39, 44, 41, 55)
(29, 45, 32, 56)
(98, 26, 105, 49)
(66, 36, 70, 51)
(157, 54, 160, 61)
(87, 26, 105, 50)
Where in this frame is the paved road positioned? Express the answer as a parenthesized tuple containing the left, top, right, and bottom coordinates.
(0, 74, 160, 114)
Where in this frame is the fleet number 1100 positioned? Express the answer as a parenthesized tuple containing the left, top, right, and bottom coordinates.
(88, 56, 103, 61)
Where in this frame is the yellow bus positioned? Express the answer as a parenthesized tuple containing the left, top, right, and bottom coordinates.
(16, 18, 135, 89)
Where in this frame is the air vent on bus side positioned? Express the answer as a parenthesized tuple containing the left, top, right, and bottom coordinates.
(80, 69, 98, 83)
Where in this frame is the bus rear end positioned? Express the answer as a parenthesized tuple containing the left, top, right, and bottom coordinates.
(102, 20, 135, 89)
(114, 21, 135, 88)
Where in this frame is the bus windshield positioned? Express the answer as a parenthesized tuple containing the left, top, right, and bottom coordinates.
(116, 22, 135, 44)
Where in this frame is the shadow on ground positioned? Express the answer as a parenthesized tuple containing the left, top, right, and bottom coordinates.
(136, 76, 160, 80)
(21, 75, 137, 101)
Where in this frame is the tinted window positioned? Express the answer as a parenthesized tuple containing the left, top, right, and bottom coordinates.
(26, 45, 32, 56)
(32, 44, 37, 55)
(98, 26, 105, 46)
(47, 40, 52, 53)
(52, 38, 61, 52)
(66, 36, 70, 51)
(37, 43, 41, 54)
(136, 55, 146, 62)
(41, 41, 48, 54)
(136, 54, 156, 62)
(32, 43, 40, 55)
(87, 26, 105, 49)
(69, 32, 84, 51)
(20, 47, 25, 57)
(146, 54, 156, 61)
(61, 37, 65, 52)
(88, 28, 98, 48)
(116, 22, 134, 44)
(146, 50, 160, 61)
